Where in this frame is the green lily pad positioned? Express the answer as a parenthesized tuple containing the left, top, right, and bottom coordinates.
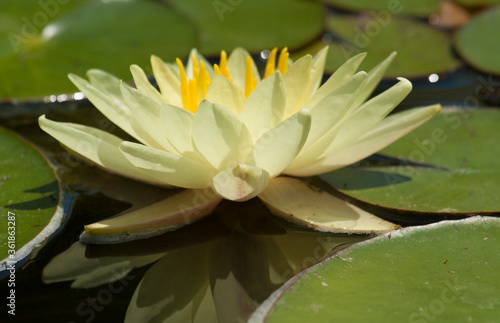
(166, 0, 325, 55)
(321, 108, 500, 215)
(318, 14, 460, 78)
(0, 0, 325, 101)
(0, 0, 197, 100)
(321, 0, 439, 17)
(0, 126, 59, 264)
(254, 216, 500, 322)
(455, 6, 500, 75)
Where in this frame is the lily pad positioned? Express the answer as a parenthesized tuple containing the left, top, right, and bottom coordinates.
(166, 0, 325, 55)
(455, 6, 500, 75)
(318, 14, 460, 78)
(0, 0, 196, 100)
(0, 126, 60, 264)
(321, 108, 500, 215)
(322, 0, 439, 17)
(0, 0, 325, 101)
(253, 216, 500, 322)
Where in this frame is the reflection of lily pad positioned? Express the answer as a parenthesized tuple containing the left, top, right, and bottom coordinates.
(254, 217, 500, 322)
(320, 14, 460, 78)
(455, 6, 500, 75)
(322, 0, 439, 17)
(321, 108, 500, 214)
(0, 126, 59, 263)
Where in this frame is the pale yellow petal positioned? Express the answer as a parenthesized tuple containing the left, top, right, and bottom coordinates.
(86, 69, 123, 99)
(285, 72, 368, 171)
(303, 46, 328, 101)
(246, 109, 311, 177)
(204, 75, 246, 115)
(259, 177, 397, 233)
(349, 51, 397, 113)
(120, 141, 217, 189)
(305, 52, 366, 110)
(239, 72, 286, 141)
(191, 100, 253, 170)
(211, 163, 270, 202)
(160, 104, 195, 154)
(68, 73, 159, 148)
(151, 55, 183, 106)
(303, 72, 367, 148)
(129, 64, 165, 103)
(286, 78, 412, 174)
(38, 115, 165, 186)
(289, 104, 441, 176)
(186, 48, 214, 78)
(81, 189, 222, 244)
(120, 82, 176, 152)
(283, 55, 312, 116)
(227, 47, 261, 89)
(320, 77, 412, 158)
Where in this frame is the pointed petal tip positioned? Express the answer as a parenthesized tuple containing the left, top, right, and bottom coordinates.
(354, 70, 368, 78)
(423, 103, 442, 116)
(396, 77, 412, 90)
(118, 140, 135, 152)
(129, 64, 141, 71)
(68, 73, 82, 82)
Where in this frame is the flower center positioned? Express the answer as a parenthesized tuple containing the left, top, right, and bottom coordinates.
(176, 47, 289, 113)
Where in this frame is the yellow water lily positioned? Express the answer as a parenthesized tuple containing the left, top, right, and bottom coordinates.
(39, 47, 440, 244)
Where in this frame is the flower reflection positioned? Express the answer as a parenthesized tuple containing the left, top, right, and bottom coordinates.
(42, 201, 367, 322)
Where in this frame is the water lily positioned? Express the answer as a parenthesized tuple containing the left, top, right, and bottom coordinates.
(39, 47, 440, 244)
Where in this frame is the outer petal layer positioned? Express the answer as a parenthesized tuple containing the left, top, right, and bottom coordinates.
(38, 115, 164, 185)
(306, 52, 366, 109)
(204, 75, 246, 115)
(258, 177, 397, 234)
(80, 189, 222, 244)
(246, 108, 311, 177)
(120, 141, 217, 189)
(239, 72, 286, 141)
(192, 100, 253, 170)
(68, 73, 162, 150)
(283, 55, 312, 116)
(289, 104, 441, 176)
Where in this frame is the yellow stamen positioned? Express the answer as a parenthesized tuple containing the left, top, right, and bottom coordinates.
(264, 48, 278, 79)
(191, 54, 199, 79)
(214, 64, 222, 76)
(219, 50, 230, 79)
(175, 48, 290, 112)
(176, 57, 199, 112)
(244, 56, 257, 98)
(176, 58, 191, 112)
(188, 79, 197, 113)
(197, 61, 211, 100)
(277, 47, 289, 75)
